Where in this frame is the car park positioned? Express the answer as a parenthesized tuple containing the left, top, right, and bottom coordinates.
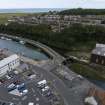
(0, 48, 61, 105)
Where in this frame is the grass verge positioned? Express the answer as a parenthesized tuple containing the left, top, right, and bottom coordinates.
(70, 62, 105, 81)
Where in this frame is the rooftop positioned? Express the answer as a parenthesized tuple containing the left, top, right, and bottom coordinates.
(92, 43, 105, 56)
(0, 54, 19, 69)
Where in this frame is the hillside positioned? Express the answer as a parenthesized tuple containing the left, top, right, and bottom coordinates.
(59, 8, 105, 15)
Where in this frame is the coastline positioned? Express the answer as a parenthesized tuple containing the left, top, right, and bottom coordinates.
(0, 8, 66, 13)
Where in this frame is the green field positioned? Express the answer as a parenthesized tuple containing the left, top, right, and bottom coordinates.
(0, 13, 27, 24)
(70, 62, 105, 81)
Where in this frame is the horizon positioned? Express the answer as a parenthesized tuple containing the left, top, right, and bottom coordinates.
(0, 8, 105, 10)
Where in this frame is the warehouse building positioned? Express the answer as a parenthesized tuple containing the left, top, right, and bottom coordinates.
(0, 54, 20, 77)
(91, 44, 105, 66)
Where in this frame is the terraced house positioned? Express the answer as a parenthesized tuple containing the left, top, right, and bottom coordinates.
(0, 54, 20, 77)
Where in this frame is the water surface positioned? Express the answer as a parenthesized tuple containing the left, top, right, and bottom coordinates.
(0, 39, 49, 60)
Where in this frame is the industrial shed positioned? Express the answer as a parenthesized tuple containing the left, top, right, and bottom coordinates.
(91, 44, 105, 66)
(0, 54, 20, 77)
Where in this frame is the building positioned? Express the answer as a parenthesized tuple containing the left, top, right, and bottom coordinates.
(0, 54, 20, 77)
(91, 44, 105, 65)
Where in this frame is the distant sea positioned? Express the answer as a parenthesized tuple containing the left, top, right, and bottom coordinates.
(0, 8, 66, 13)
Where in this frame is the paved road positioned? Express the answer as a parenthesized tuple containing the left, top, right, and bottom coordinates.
(0, 33, 96, 105)
(33, 65, 90, 105)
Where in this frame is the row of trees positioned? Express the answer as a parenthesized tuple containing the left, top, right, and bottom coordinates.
(59, 8, 105, 15)
(0, 22, 105, 52)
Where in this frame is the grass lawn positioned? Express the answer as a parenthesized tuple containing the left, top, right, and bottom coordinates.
(70, 62, 105, 81)
(0, 13, 28, 24)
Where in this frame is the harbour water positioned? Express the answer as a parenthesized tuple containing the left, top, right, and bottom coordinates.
(0, 39, 49, 60)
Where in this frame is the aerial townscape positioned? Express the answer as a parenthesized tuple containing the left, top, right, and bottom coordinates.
(6, 11, 105, 32)
(1, 1, 105, 105)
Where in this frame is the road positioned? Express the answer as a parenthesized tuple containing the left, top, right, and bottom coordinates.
(0, 33, 97, 105)
(33, 65, 92, 105)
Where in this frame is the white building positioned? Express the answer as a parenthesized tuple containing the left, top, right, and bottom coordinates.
(0, 54, 20, 77)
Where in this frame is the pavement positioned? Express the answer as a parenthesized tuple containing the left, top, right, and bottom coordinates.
(0, 34, 101, 105)
(31, 65, 94, 105)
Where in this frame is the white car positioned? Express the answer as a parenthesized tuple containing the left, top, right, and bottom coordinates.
(29, 74, 36, 80)
(6, 75, 11, 79)
(20, 89, 28, 95)
(28, 102, 34, 105)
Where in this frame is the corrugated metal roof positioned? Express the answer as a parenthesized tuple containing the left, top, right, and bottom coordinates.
(0, 54, 19, 68)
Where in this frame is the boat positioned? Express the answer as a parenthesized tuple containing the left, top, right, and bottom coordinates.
(19, 40, 25, 44)
(5, 38, 12, 41)
(1, 37, 12, 41)
(1, 36, 5, 40)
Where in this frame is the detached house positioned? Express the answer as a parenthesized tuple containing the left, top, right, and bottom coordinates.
(91, 44, 105, 65)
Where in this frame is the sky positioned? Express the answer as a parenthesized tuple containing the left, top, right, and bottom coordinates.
(0, 0, 105, 9)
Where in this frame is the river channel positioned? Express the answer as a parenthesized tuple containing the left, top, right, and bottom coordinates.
(0, 38, 49, 60)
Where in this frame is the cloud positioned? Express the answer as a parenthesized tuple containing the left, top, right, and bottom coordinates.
(95, 0, 105, 1)
(0, 0, 104, 9)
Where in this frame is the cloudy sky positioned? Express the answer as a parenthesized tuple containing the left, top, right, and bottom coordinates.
(0, 0, 105, 9)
